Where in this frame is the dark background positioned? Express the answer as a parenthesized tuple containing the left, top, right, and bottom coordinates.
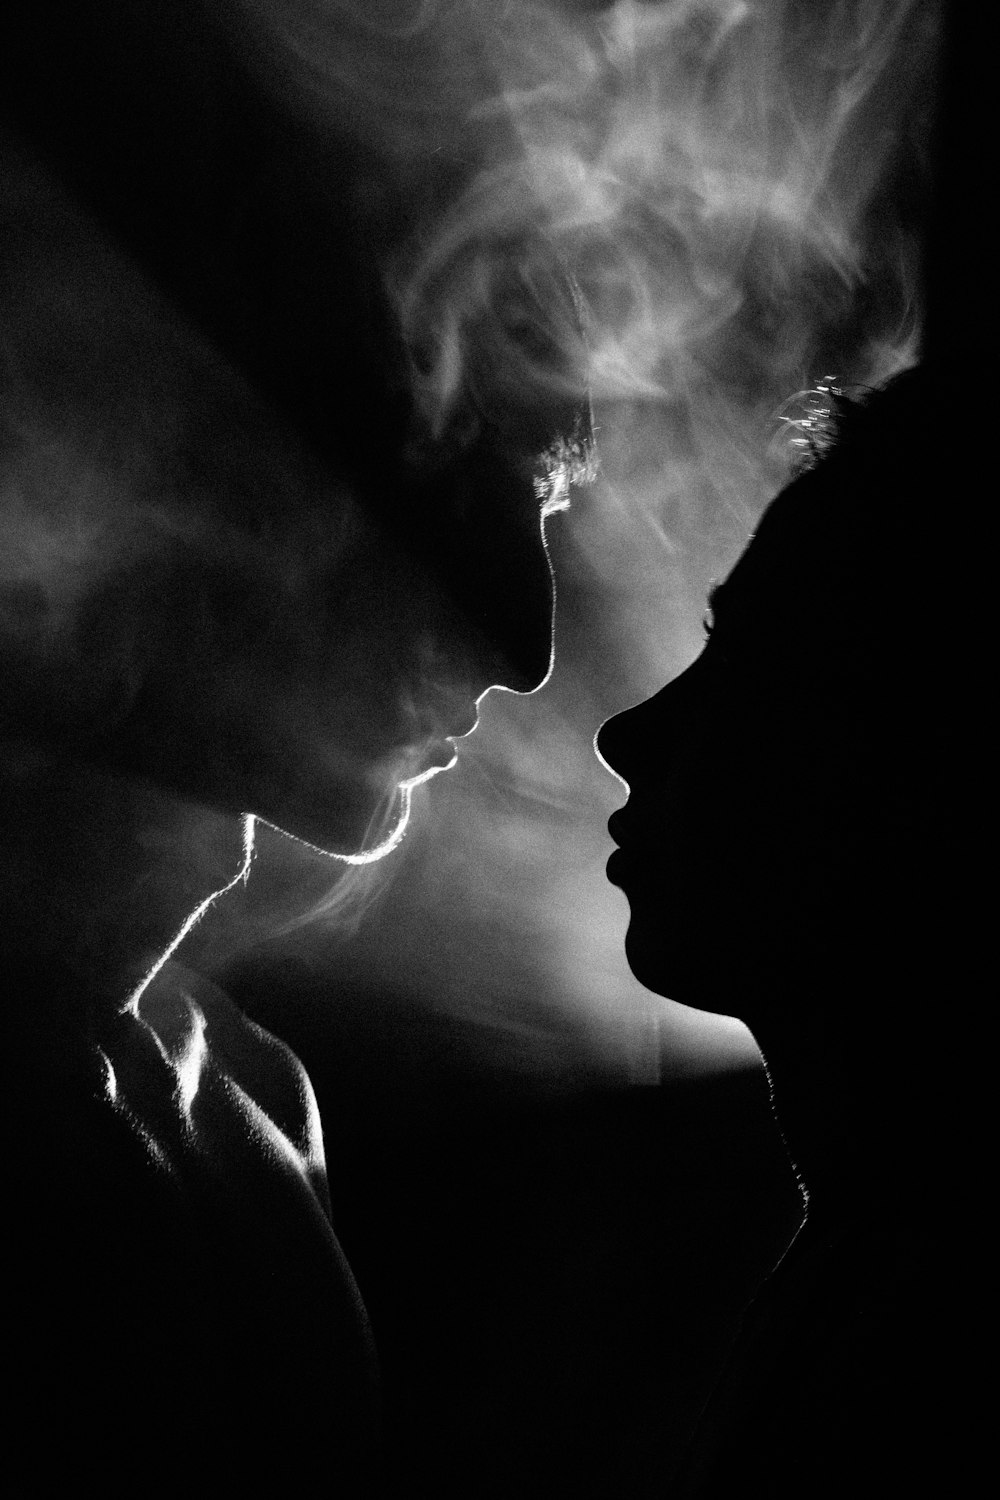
(3, 2, 957, 1490)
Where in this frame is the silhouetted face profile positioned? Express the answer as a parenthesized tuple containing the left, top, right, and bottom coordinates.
(1, 38, 579, 858)
(597, 370, 948, 1023)
(0, 183, 561, 855)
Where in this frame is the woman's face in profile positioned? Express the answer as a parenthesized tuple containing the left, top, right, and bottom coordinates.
(596, 477, 881, 1013)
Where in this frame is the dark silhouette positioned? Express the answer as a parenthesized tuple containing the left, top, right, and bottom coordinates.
(1, 6, 582, 1493)
(598, 365, 968, 1494)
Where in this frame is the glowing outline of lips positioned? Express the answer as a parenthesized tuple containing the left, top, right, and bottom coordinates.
(331, 700, 484, 866)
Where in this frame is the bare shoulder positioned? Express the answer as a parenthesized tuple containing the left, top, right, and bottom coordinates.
(137, 961, 325, 1170)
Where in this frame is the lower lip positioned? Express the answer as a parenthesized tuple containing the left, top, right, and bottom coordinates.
(606, 848, 628, 886)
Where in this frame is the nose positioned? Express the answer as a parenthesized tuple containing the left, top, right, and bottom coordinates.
(448, 494, 556, 700)
(395, 437, 558, 698)
(597, 627, 724, 800)
(596, 669, 688, 789)
(596, 702, 636, 785)
(461, 529, 555, 698)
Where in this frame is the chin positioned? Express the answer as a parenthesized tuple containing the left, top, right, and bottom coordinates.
(624, 923, 681, 1001)
(238, 725, 469, 859)
(622, 907, 738, 1014)
(249, 773, 405, 860)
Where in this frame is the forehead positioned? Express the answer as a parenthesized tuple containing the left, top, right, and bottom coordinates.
(705, 457, 893, 662)
(710, 484, 827, 620)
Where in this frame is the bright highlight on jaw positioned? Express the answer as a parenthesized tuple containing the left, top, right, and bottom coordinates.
(333, 752, 459, 866)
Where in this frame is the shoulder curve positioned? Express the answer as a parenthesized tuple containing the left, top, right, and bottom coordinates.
(139, 961, 326, 1175)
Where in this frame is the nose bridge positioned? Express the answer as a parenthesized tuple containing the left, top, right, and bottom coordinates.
(399, 444, 558, 701)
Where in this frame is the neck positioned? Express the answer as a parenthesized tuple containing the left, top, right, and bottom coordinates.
(744, 981, 933, 1223)
(2, 736, 252, 1024)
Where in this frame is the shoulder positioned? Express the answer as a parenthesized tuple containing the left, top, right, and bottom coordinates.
(137, 961, 326, 1175)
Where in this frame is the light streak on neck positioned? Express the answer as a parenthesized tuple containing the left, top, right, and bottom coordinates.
(124, 813, 257, 1014)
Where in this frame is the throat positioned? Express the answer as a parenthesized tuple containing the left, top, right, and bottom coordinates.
(750, 998, 932, 1220)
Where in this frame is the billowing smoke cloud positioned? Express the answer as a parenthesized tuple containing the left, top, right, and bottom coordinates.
(242, 2, 929, 411)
